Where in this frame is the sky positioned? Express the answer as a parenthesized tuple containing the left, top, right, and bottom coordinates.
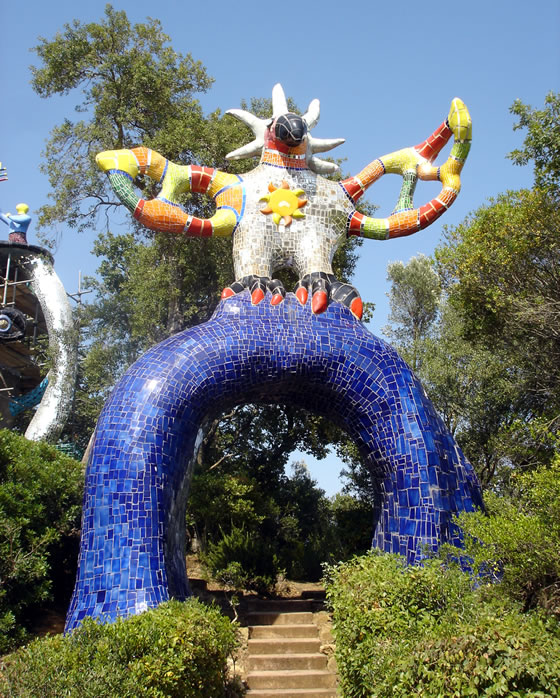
(1, 0, 558, 494)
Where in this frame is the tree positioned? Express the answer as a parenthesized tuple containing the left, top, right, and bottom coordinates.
(427, 93, 560, 484)
(435, 189, 560, 441)
(31, 5, 213, 235)
(380, 257, 525, 487)
(382, 254, 441, 371)
(418, 302, 524, 487)
(452, 456, 560, 614)
(508, 91, 560, 192)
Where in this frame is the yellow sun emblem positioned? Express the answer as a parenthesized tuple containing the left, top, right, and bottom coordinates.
(260, 181, 307, 226)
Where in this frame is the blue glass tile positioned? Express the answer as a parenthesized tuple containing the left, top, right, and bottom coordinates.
(65, 293, 482, 633)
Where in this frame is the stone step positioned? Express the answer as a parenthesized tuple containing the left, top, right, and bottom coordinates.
(247, 611, 314, 626)
(188, 577, 207, 592)
(246, 599, 315, 613)
(248, 652, 328, 672)
(249, 623, 318, 639)
(246, 690, 337, 698)
(248, 637, 321, 655)
(247, 669, 337, 690)
(301, 590, 327, 600)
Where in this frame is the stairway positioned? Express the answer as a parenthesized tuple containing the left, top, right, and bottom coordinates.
(244, 594, 338, 697)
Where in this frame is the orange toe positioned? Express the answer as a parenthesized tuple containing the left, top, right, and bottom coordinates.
(221, 287, 235, 299)
(296, 287, 308, 306)
(271, 293, 284, 306)
(350, 297, 363, 320)
(311, 290, 328, 314)
(251, 288, 265, 305)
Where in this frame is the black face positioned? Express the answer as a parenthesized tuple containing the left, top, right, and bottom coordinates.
(274, 113, 308, 146)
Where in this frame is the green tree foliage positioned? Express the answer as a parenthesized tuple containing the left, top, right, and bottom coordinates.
(328, 493, 374, 560)
(434, 189, 560, 478)
(508, 91, 560, 191)
(451, 458, 560, 614)
(324, 551, 560, 697)
(435, 94, 560, 454)
(0, 599, 240, 697)
(378, 257, 517, 486)
(192, 458, 372, 588)
(203, 527, 279, 596)
(382, 254, 441, 371)
(0, 430, 84, 653)
(31, 5, 213, 234)
(418, 302, 525, 486)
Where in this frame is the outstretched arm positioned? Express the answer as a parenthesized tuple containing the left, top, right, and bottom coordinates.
(96, 147, 241, 237)
(341, 99, 472, 240)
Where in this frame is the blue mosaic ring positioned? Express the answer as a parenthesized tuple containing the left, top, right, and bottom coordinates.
(65, 293, 482, 632)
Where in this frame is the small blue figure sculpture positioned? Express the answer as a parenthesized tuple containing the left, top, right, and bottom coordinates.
(0, 203, 31, 244)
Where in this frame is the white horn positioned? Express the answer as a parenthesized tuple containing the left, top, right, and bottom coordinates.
(226, 109, 267, 140)
(226, 140, 263, 161)
(272, 83, 288, 118)
(307, 156, 340, 175)
(303, 98, 320, 129)
(308, 136, 345, 154)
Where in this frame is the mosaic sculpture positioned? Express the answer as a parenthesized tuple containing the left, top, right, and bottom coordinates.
(21, 246, 77, 442)
(0, 203, 31, 244)
(95, 84, 471, 320)
(0, 188, 77, 440)
(65, 85, 479, 632)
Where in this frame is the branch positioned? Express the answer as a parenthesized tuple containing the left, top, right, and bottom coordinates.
(208, 454, 228, 471)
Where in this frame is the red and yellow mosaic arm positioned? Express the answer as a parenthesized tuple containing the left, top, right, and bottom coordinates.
(341, 99, 472, 240)
(96, 147, 241, 237)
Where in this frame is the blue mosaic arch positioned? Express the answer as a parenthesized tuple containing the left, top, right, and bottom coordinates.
(65, 293, 482, 632)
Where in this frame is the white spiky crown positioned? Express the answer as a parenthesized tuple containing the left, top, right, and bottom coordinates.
(225, 83, 345, 174)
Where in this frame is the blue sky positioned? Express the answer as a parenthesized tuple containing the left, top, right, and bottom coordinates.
(1, 0, 558, 494)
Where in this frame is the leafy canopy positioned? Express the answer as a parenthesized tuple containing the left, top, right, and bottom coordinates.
(31, 4, 213, 235)
(508, 91, 560, 191)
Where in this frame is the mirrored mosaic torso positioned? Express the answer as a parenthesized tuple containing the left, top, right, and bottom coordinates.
(231, 163, 353, 278)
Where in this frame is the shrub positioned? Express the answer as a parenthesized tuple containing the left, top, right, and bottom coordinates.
(0, 430, 84, 653)
(0, 599, 240, 697)
(324, 551, 560, 697)
(204, 526, 279, 594)
(453, 459, 560, 614)
(392, 605, 560, 697)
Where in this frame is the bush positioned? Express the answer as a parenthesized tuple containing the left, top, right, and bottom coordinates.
(0, 599, 240, 697)
(324, 551, 560, 697)
(453, 459, 560, 614)
(0, 430, 84, 653)
(394, 605, 560, 697)
(204, 526, 279, 594)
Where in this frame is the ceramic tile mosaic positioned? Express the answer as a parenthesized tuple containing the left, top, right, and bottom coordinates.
(69, 84, 479, 633)
(95, 85, 472, 320)
(65, 293, 482, 632)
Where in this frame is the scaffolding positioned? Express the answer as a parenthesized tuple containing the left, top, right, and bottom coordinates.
(0, 243, 50, 422)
